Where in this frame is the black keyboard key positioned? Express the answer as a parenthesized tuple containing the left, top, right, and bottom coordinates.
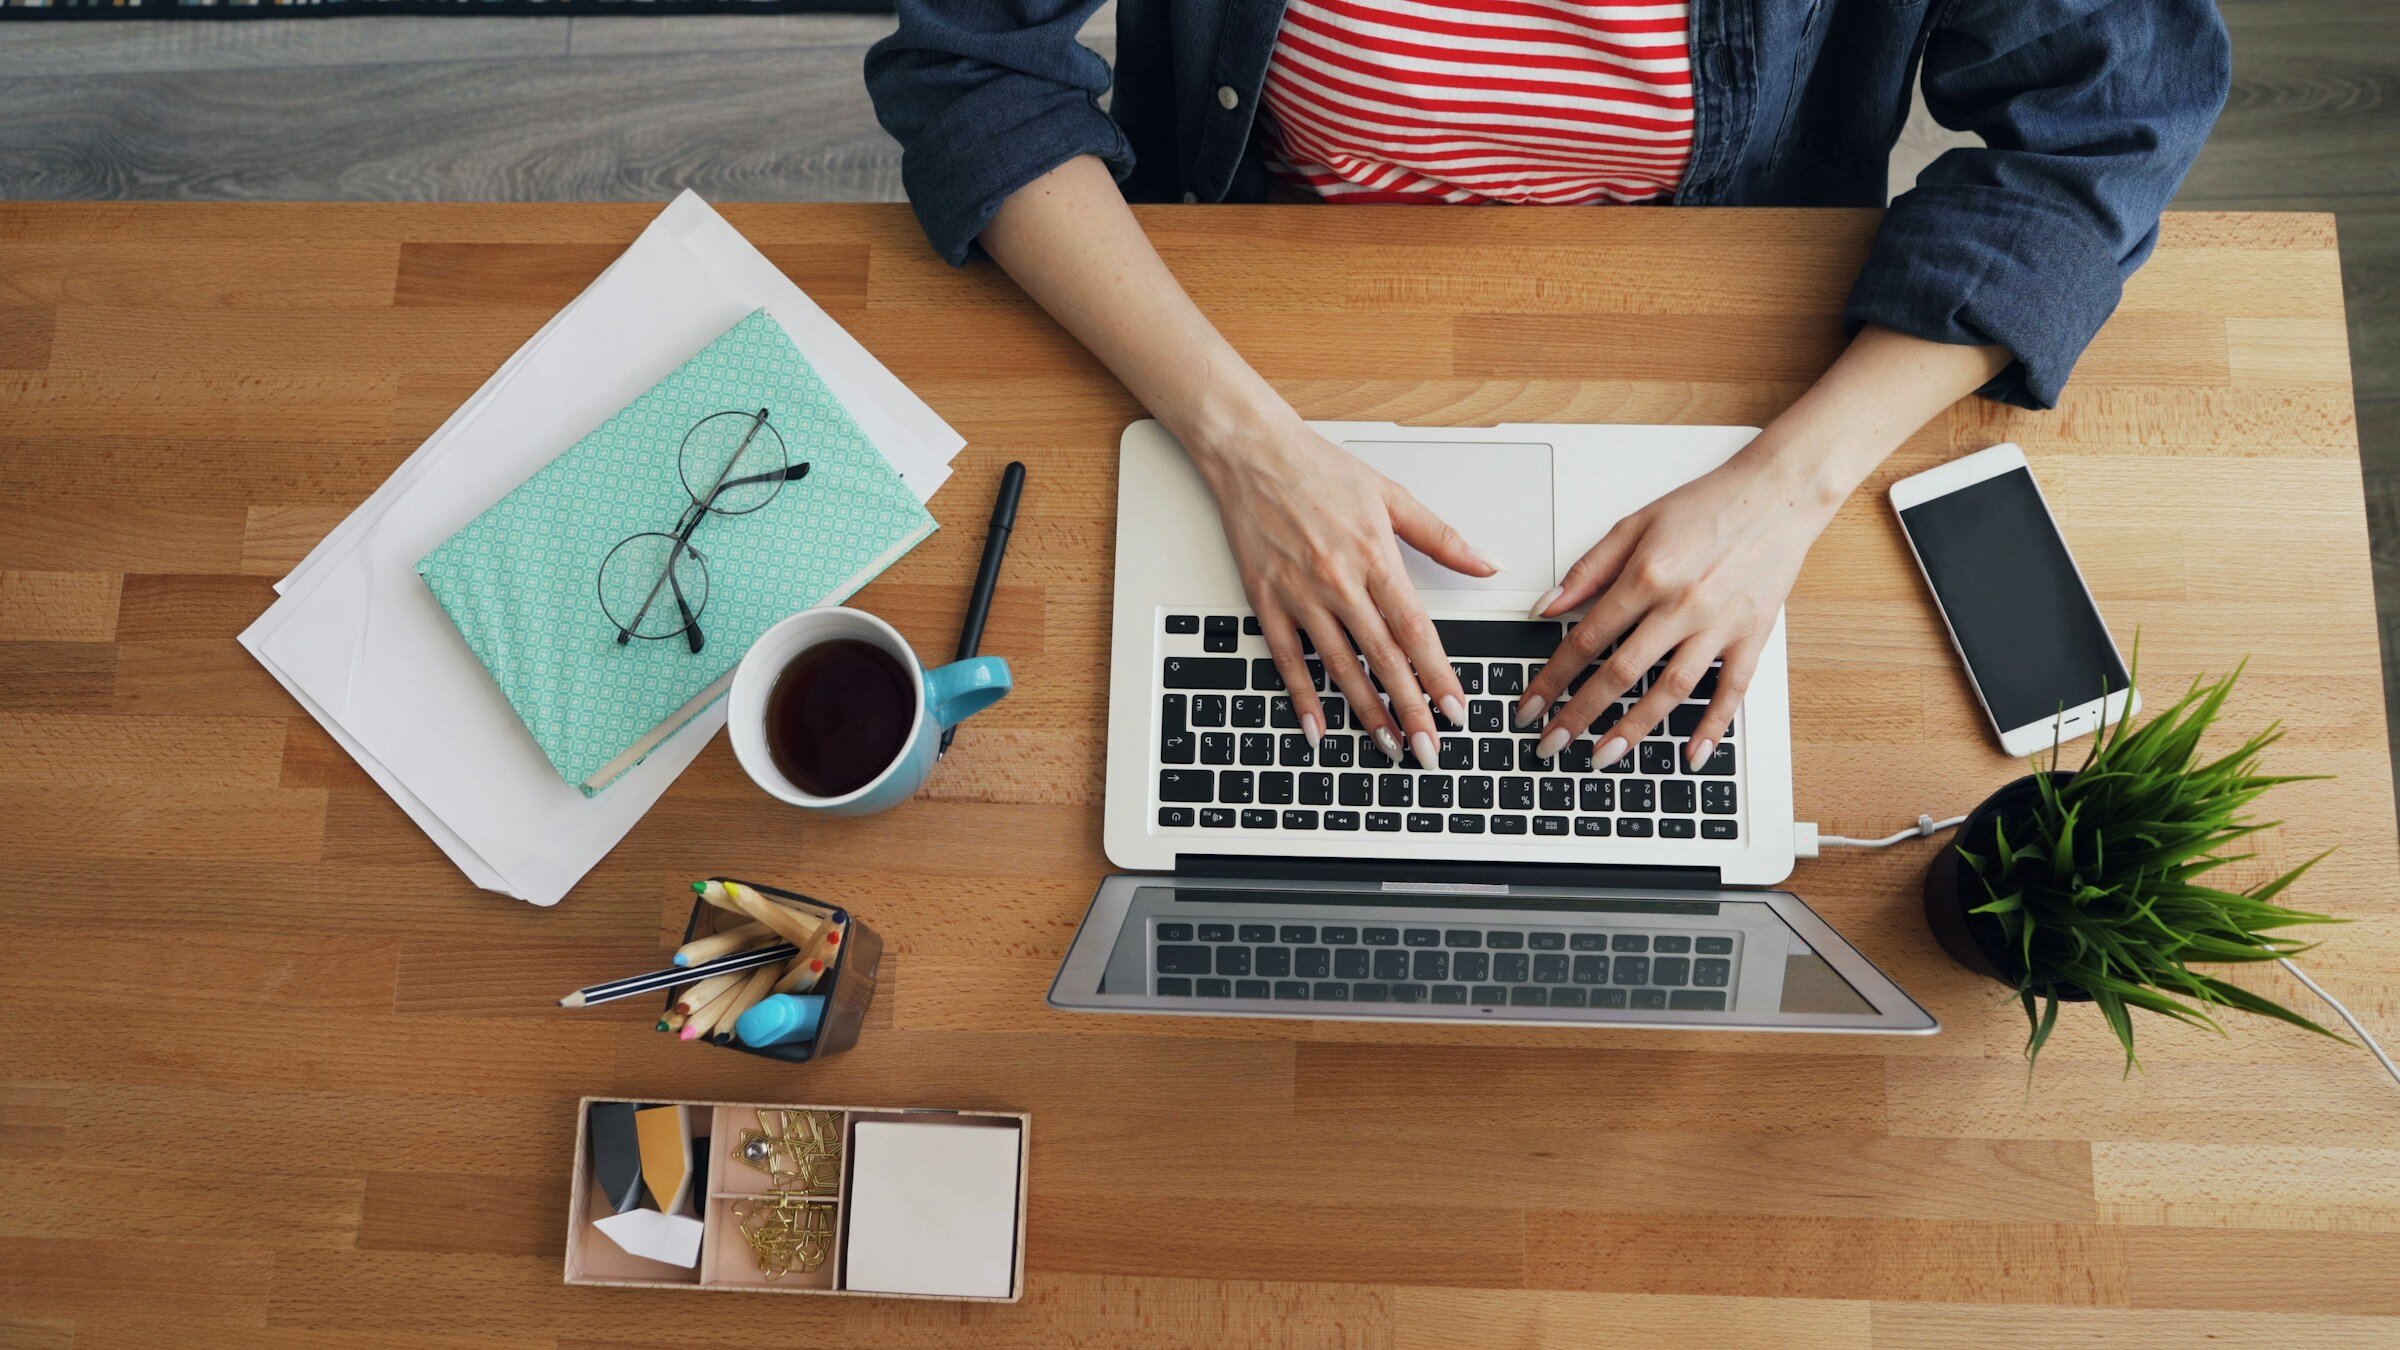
(1616, 815, 1654, 837)
(1702, 781, 1738, 815)
(1667, 704, 1705, 736)
(1432, 984, 1469, 1005)
(1494, 952, 1530, 982)
(1201, 733, 1235, 766)
(1670, 989, 1728, 1011)
(1445, 930, 1482, 948)
(1297, 947, 1330, 977)
(1232, 696, 1266, 728)
(1335, 949, 1370, 979)
(1378, 774, 1413, 808)
(1166, 613, 1199, 634)
(1238, 807, 1275, 828)
(1551, 987, 1589, 1007)
(1413, 950, 1450, 981)
(1491, 815, 1528, 835)
(1631, 988, 1668, 1010)
(1200, 808, 1235, 828)
(1220, 771, 1254, 803)
(1165, 656, 1245, 689)
(1461, 775, 1495, 809)
(1203, 616, 1238, 652)
(1242, 615, 1263, 636)
(1352, 983, 1391, 1002)
(1158, 923, 1193, 942)
(1611, 934, 1648, 952)
(1274, 981, 1311, 1000)
(1236, 979, 1270, 999)
(1240, 733, 1274, 765)
(1613, 955, 1650, 984)
(1431, 619, 1563, 657)
(1691, 665, 1720, 699)
(1534, 815, 1569, 836)
(1278, 734, 1315, 766)
(1270, 696, 1298, 728)
(1662, 780, 1696, 814)
(1653, 936, 1690, 953)
(1196, 978, 1232, 997)
(1702, 819, 1739, 840)
(1530, 932, 1566, 950)
(1534, 954, 1569, 983)
(1367, 811, 1402, 832)
(1403, 928, 1441, 948)
(1359, 740, 1393, 770)
(1453, 663, 1483, 694)
(1571, 933, 1607, 951)
(1478, 740, 1514, 772)
(1161, 730, 1196, 764)
(1469, 700, 1505, 733)
(1363, 927, 1400, 946)
(1327, 810, 1361, 830)
(1579, 779, 1615, 812)
(1518, 738, 1555, 772)
(1255, 661, 1287, 693)
(1487, 663, 1525, 695)
(1192, 695, 1227, 727)
(1439, 737, 1474, 769)
(1419, 776, 1455, 809)
(1592, 987, 1628, 1008)
(1692, 742, 1736, 776)
(1659, 819, 1696, 838)
(1621, 780, 1655, 812)
(1449, 813, 1486, 833)
(1159, 807, 1195, 827)
(1487, 931, 1524, 950)
(1653, 956, 1690, 985)
(1373, 949, 1410, 980)
(1257, 947, 1293, 976)
(1638, 740, 1677, 776)
(1320, 925, 1358, 944)
(1261, 771, 1295, 804)
(1573, 955, 1608, 984)
(1156, 976, 1192, 995)
(1501, 777, 1535, 810)
(1237, 924, 1274, 943)
(1216, 947, 1253, 976)
(1539, 778, 1574, 811)
(1471, 985, 1508, 1006)
(1694, 958, 1732, 987)
(1339, 773, 1374, 806)
(1319, 734, 1354, 766)
(1558, 740, 1594, 773)
(1300, 772, 1335, 805)
(1159, 769, 1214, 802)
(1575, 815, 1611, 837)
(1283, 809, 1320, 830)
(1696, 936, 1734, 954)
(1314, 982, 1351, 1001)
(1509, 986, 1547, 1007)
(1390, 983, 1429, 1003)
(1407, 812, 1442, 832)
(1453, 952, 1490, 982)
(1155, 945, 1212, 974)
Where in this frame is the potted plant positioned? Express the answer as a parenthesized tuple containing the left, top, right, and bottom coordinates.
(1923, 661, 2347, 1069)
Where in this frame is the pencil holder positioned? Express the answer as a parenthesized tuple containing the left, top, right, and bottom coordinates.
(676, 879, 882, 1065)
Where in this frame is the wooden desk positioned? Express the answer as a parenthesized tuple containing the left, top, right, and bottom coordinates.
(2, 204, 2394, 1345)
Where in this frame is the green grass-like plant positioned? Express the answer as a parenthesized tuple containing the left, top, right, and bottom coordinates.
(1957, 659, 2347, 1071)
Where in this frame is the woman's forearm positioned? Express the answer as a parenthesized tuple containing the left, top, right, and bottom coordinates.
(1741, 324, 2011, 514)
(980, 155, 1293, 462)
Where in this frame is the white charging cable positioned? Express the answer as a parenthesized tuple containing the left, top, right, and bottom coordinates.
(1798, 811, 2400, 1094)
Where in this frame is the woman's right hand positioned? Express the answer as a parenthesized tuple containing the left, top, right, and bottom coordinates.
(1188, 410, 1500, 768)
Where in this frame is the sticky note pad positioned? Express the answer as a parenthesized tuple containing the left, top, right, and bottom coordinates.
(842, 1120, 1020, 1298)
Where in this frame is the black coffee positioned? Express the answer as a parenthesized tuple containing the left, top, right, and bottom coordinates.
(764, 637, 915, 797)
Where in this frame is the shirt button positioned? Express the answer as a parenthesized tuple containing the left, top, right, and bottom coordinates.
(1181, 191, 1199, 204)
(1216, 85, 1240, 111)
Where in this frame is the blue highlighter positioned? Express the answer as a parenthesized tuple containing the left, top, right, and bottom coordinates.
(735, 994, 826, 1049)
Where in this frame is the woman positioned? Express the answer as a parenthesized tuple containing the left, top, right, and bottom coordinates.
(865, 0, 2228, 773)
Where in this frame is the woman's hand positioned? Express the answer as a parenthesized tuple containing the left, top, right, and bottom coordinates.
(1515, 446, 1833, 772)
(1195, 412, 1500, 766)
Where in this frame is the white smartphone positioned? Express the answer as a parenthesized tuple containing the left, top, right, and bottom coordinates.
(1888, 444, 2137, 756)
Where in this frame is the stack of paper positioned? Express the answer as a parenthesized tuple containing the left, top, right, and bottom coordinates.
(240, 193, 965, 906)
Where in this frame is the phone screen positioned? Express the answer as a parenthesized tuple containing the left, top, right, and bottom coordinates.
(1897, 466, 2127, 731)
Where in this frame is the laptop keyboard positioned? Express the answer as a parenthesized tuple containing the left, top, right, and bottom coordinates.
(1154, 612, 1737, 842)
(1150, 920, 1739, 1010)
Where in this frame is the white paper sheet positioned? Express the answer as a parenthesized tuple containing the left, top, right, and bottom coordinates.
(240, 193, 964, 905)
(843, 1121, 1022, 1299)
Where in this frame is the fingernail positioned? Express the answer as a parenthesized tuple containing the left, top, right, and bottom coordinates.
(1688, 738, 1714, 768)
(1302, 712, 1324, 743)
(1595, 735, 1629, 768)
(1513, 694, 1545, 729)
(1529, 585, 1563, 619)
(1374, 726, 1404, 760)
(1439, 694, 1467, 727)
(1536, 726, 1572, 759)
(1470, 548, 1507, 576)
(1410, 731, 1438, 767)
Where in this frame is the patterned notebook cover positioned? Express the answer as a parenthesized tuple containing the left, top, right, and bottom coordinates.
(417, 308, 937, 794)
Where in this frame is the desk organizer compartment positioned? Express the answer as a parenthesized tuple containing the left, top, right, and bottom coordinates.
(566, 1096, 1028, 1302)
(676, 878, 882, 1064)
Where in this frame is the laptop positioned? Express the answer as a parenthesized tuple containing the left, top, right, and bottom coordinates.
(1049, 420, 1936, 1034)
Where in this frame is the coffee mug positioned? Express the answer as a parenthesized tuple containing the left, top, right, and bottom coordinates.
(729, 607, 1010, 815)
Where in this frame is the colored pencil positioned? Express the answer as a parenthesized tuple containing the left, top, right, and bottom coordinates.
(673, 919, 770, 967)
(773, 920, 846, 994)
(711, 965, 781, 1043)
(555, 941, 798, 1008)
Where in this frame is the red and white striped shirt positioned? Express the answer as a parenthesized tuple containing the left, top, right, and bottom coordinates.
(1260, 0, 1695, 205)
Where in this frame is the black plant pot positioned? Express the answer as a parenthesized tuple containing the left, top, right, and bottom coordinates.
(1922, 771, 2092, 1001)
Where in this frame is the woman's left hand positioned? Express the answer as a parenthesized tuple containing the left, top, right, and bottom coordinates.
(1515, 450, 1838, 771)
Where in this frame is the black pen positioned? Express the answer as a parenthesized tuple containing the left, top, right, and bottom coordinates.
(941, 460, 1026, 755)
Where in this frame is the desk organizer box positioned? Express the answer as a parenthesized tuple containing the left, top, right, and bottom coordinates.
(682, 878, 882, 1064)
(565, 1097, 1030, 1301)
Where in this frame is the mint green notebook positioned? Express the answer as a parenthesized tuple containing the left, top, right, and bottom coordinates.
(418, 309, 937, 794)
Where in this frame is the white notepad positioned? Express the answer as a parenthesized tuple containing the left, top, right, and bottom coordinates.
(843, 1121, 1021, 1299)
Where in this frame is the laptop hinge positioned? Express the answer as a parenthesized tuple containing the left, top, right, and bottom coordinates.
(1176, 853, 1722, 892)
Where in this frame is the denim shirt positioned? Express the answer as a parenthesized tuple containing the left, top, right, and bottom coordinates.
(866, 0, 2229, 409)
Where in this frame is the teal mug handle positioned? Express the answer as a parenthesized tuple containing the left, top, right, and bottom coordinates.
(926, 655, 1011, 729)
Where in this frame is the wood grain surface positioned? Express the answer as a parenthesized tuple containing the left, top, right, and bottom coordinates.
(1, 202, 2394, 1347)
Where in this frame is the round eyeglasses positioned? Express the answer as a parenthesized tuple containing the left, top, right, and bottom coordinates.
(597, 408, 810, 653)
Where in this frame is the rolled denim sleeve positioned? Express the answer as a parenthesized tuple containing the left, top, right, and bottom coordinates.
(865, 0, 1135, 266)
(1845, 0, 2230, 408)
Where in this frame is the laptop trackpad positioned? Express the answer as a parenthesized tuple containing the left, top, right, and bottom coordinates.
(1344, 440, 1553, 593)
